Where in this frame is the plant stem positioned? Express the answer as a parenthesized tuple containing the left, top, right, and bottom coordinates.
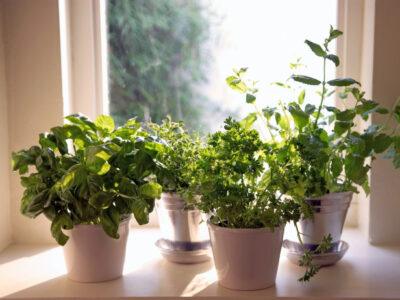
(294, 221, 305, 247)
(314, 58, 327, 128)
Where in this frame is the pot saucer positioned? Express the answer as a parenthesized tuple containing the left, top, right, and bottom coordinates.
(283, 239, 349, 267)
(155, 239, 212, 264)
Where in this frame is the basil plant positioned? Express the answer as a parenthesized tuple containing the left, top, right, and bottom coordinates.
(12, 114, 163, 245)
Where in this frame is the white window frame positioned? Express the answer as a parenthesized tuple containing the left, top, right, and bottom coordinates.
(63, 0, 395, 234)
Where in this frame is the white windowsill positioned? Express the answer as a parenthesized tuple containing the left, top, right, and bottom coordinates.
(1, 228, 399, 299)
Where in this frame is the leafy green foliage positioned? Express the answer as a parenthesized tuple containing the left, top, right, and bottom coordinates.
(108, 0, 219, 132)
(226, 26, 398, 280)
(298, 234, 333, 282)
(147, 118, 202, 202)
(191, 118, 302, 229)
(227, 27, 395, 200)
(12, 114, 163, 245)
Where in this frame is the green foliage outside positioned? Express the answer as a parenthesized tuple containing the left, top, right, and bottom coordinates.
(108, 0, 214, 132)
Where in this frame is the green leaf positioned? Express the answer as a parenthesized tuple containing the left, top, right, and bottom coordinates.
(335, 109, 356, 121)
(325, 54, 340, 66)
(226, 75, 247, 93)
(39, 133, 57, 150)
(139, 182, 162, 199)
(298, 90, 306, 105)
(262, 107, 275, 120)
(51, 214, 73, 245)
(329, 27, 343, 40)
(275, 113, 289, 131)
(373, 134, 392, 153)
(362, 180, 370, 196)
(95, 115, 115, 133)
(304, 40, 327, 57)
(85, 146, 112, 175)
(345, 155, 369, 185)
(327, 78, 360, 87)
(61, 171, 75, 191)
(240, 113, 257, 130)
(89, 191, 114, 209)
(331, 156, 343, 178)
(291, 75, 321, 86)
(65, 114, 97, 132)
(21, 189, 48, 218)
(131, 198, 150, 225)
(100, 207, 120, 239)
(334, 120, 353, 135)
(246, 93, 256, 104)
(288, 105, 309, 129)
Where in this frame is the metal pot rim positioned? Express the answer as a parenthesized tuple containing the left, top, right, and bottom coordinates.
(207, 221, 283, 234)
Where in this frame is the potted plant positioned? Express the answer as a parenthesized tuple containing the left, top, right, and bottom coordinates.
(226, 27, 395, 280)
(191, 117, 303, 290)
(12, 114, 163, 282)
(147, 118, 210, 263)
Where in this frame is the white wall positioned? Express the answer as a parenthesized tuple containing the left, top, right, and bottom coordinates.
(369, 0, 400, 244)
(0, 0, 12, 251)
(3, 0, 64, 244)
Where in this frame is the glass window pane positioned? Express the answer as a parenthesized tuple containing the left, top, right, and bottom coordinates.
(107, 0, 337, 133)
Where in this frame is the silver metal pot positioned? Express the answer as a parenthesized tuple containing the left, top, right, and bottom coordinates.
(299, 192, 353, 249)
(156, 192, 210, 251)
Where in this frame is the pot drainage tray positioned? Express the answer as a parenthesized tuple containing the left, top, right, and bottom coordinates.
(156, 239, 212, 264)
(283, 239, 349, 267)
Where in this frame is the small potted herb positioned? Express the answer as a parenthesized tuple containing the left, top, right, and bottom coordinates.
(147, 118, 210, 263)
(12, 114, 163, 282)
(227, 27, 395, 280)
(191, 118, 302, 290)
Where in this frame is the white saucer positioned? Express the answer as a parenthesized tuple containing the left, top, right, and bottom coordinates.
(283, 239, 349, 266)
(155, 239, 212, 264)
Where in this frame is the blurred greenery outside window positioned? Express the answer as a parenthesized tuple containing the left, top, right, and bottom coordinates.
(107, 0, 337, 133)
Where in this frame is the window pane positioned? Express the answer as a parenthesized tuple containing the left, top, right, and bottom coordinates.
(107, 0, 337, 133)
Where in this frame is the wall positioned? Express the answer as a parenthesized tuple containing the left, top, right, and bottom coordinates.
(0, 0, 12, 251)
(3, 0, 64, 244)
(369, 0, 400, 244)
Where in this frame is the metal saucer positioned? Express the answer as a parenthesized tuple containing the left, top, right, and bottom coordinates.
(283, 239, 349, 266)
(155, 239, 212, 264)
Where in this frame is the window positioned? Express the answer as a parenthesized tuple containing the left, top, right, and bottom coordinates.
(107, 0, 337, 133)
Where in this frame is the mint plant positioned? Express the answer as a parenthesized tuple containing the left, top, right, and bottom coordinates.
(227, 26, 396, 200)
(226, 26, 397, 280)
(12, 114, 163, 245)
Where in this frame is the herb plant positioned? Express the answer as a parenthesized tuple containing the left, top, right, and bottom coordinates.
(147, 117, 202, 201)
(227, 26, 396, 199)
(12, 114, 163, 245)
(226, 27, 398, 281)
(192, 117, 302, 229)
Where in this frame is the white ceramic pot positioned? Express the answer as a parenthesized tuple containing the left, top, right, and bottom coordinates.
(63, 217, 130, 282)
(208, 222, 284, 290)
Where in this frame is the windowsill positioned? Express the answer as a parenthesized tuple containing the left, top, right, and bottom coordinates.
(1, 228, 400, 299)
